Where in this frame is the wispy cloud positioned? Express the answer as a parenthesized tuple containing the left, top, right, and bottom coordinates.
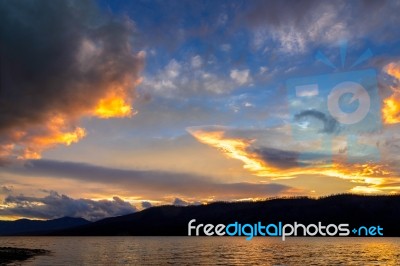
(230, 69, 252, 86)
(241, 0, 400, 54)
(139, 56, 246, 99)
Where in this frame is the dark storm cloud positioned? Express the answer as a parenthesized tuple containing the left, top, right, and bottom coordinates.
(251, 146, 331, 169)
(251, 147, 300, 169)
(1, 190, 136, 221)
(295, 109, 339, 134)
(6, 159, 295, 199)
(141, 201, 152, 209)
(0, 0, 143, 159)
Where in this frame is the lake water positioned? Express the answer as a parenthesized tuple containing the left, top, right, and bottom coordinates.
(0, 237, 399, 265)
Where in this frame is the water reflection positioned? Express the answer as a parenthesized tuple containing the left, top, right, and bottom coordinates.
(0, 237, 398, 265)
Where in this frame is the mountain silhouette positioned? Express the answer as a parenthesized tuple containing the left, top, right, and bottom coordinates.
(1, 195, 399, 236)
(50, 194, 400, 236)
(0, 217, 90, 235)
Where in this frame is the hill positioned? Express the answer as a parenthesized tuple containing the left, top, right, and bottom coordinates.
(51, 194, 400, 236)
(0, 217, 90, 235)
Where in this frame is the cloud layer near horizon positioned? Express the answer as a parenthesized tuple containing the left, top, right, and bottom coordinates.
(1, 190, 136, 221)
(3, 159, 298, 201)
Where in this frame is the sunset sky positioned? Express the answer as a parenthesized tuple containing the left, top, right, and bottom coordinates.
(1, 0, 400, 221)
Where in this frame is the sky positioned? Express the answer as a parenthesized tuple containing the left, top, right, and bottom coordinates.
(1, 0, 400, 221)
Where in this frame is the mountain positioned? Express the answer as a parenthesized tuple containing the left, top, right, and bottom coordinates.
(51, 194, 400, 236)
(0, 217, 91, 235)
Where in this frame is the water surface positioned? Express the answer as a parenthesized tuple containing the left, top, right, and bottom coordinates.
(0, 237, 399, 265)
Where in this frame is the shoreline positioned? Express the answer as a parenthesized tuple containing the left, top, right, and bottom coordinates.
(0, 247, 50, 265)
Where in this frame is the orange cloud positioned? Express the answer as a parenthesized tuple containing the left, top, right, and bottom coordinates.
(2, 115, 86, 160)
(1, 77, 141, 161)
(94, 94, 133, 119)
(382, 63, 400, 124)
(93, 77, 143, 119)
(188, 127, 399, 194)
(383, 96, 400, 124)
(187, 129, 274, 174)
(386, 62, 400, 78)
(2, 78, 142, 160)
(0, 1, 144, 162)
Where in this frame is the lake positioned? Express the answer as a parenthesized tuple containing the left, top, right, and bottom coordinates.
(0, 237, 399, 265)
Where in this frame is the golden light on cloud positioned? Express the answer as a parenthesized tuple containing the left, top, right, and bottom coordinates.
(95, 96, 132, 118)
(386, 62, 400, 78)
(382, 63, 400, 124)
(1, 83, 139, 161)
(92, 69, 143, 119)
(31, 116, 86, 146)
(188, 127, 310, 178)
(383, 96, 400, 124)
(12, 88, 138, 160)
(0, 2, 145, 163)
(0, 72, 142, 162)
(187, 129, 273, 174)
(94, 90, 135, 119)
(188, 127, 399, 194)
(349, 186, 383, 194)
(348, 176, 400, 194)
(13, 115, 87, 160)
(324, 163, 392, 181)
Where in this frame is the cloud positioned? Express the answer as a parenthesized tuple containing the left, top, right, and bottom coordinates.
(295, 109, 339, 133)
(241, 0, 346, 53)
(141, 201, 152, 209)
(191, 55, 203, 68)
(1, 191, 136, 221)
(0, 0, 143, 161)
(1, 186, 12, 195)
(187, 126, 276, 176)
(187, 126, 313, 177)
(187, 125, 400, 193)
(173, 198, 188, 206)
(240, 0, 400, 54)
(251, 147, 300, 169)
(221, 44, 231, 52)
(139, 56, 248, 99)
(4, 159, 296, 200)
(230, 69, 251, 86)
(382, 62, 400, 124)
